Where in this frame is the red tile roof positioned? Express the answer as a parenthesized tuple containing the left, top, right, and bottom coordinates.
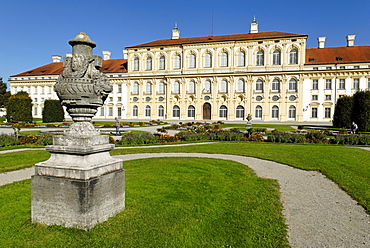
(11, 59, 127, 77)
(127, 31, 307, 48)
(306, 46, 370, 65)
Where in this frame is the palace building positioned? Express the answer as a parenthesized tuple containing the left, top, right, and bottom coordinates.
(9, 19, 370, 122)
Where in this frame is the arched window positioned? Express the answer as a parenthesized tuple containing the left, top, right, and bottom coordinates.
(188, 80, 195, 94)
(158, 81, 165, 94)
(188, 105, 195, 118)
(204, 80, 211, 93)
(220, 80, 228, 93)
(272, 105, 279, 119)
(205, 52, 212, 67)
(238, 51, 245, 66)
(173, 81, 180, 94)
(289, 48, 298, 64)
(146, 56, 152, 70)
(236, 105, 245, 119)
(272, 79, 280, 92)
(189, 54, 196, 68)
(158, 105, 164, 118)
(219, 105, 228, 119)
(236, 79, 245, 93)
(174, 54, 181, 69)
(145, 82, 152, 94)
(289, 106, 296, 119)
(132, 82, 139, 95)
(173, 105, 180, 118)
(273, 50, 281, 65)
(133, 57, 139, 71)
(256, 79, 263, 91)
(255, 105, 262, 119)
(221, 52, 228, 67)
(256, 50, 264, 66)
(159, 56, 165, 70)
(133, 105, 138, 118)
(289, 78, 297, 91)
(145, 105, 151, 118)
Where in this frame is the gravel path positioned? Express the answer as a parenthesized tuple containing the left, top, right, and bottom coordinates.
(0, 151, 369, 247)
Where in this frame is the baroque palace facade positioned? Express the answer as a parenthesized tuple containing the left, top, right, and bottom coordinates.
(9, 19, 370, 122)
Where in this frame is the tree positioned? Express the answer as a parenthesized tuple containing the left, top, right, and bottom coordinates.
(42, 100, 64, 122)
(6, 91, 32, 123)
(0, 77, 11, 108)
(333, 96, 354, 129)
(352, 91, 370, 132)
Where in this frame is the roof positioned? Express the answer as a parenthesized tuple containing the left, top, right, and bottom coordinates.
(127, 31, 307, 48)
(11, 59, 127, 77)
(305, 46, 370, 64)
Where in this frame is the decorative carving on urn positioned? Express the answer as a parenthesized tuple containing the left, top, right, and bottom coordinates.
(54, 32, 112, 122)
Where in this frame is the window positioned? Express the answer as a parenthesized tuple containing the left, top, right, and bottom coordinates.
(109, 97, 113, 102)
(188, 105, 195, 118)
(205, 53, 212, 67)
(173, 81, 180, 94)
(236, 105, 245, 119)
(34, 98, 38, 103)
(236, 79, 245, 93)
(255, 105, 262, 119)
(312, 95, 318, 100)
(118, 97, 122, 102)
(272, 79, 280, 92)
(34, 87, 38, 94)
(256, 50, 264, 66)
(133, 57, 139, 71)
(159, 56, 165, 70)
(48, 86, 52, 93)
(132, 82, 139, 95)
(289, 78, 297, 91)
(158, 82, 165, 94)
(34, 107, 38, 116)
(325, 108, 331, 118)
(219, 105, 227, 119)
(133, 105, 138, 117)
(220, 80, 228, 93)
(325, 95, 331, 100)
(117, 107, 122, 118)
(173, 105, 180, 118)
(339, 79, 345, 89)
(158, 105, 164, 118)
(368, 78, 370, 89)
(204, 80, 211, 93)
(41, 86, 45, 94)
(326, 79, 332, 89)
(238, 51, 245, 66)
(289, 48, 298, 64)
(145, 82, 152, 94)
(221, 52, 228, 67)
(289, 106, 296, 119)
(312, 80, 319, 90)
(146, 56, 152, 70)
(189, 54, 196, 68)
(145, 105, 151, 118)
(272, 105, 279, 119)
(353, 78, 360, 89)
(273, 50, 281, 65)
(188, 81, 195, 94)
(256, 79, 263, 91)
(312, 107, 318, 118)
(100, 107, 104, 116)
(109, 107, 113, 116)
(117, 85, 122, 93)
(174, 55, 181, 69)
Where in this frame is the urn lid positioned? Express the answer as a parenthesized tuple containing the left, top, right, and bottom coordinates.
(69, 32, 96, 48)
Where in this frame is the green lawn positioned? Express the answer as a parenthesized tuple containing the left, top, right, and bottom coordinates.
(220, 123, 296, 132)
(0, 157, 289, 247)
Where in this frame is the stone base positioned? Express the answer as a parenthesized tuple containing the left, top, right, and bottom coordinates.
(31, 169, 125, 230)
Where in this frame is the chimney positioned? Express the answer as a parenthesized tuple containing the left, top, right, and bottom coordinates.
(346, 35, 356, 47)
(171, 23, 180, 39)
(66, 53, 72, 57)
(249, 16, 258, 34)
(52, 55, 62, 62)
(102, 51, 111, 60)
(122, 49, 128, 59)
(318, 37, 326, 48)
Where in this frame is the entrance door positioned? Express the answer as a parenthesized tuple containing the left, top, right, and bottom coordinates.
(203, 103, 211, 120)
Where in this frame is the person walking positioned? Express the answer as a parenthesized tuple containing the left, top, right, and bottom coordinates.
(115, 117, 122, 135)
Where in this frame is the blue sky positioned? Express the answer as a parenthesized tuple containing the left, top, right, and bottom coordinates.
(1, 0, 370, 87)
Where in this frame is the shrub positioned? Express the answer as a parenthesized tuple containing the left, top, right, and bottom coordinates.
(305, 131, 328, 143)
(18, 134, 52, 145)
(333, 134, 370, 145)
(267, 132, 305, 143)
(333, 96, 354, 129)
(6, 91, 32, 123)
(118, 133, 158, 145)
(42, 100, 64, 123)
(0, 134, 20, 147)
(353, 91, 370, 132)
(248, 134, 265, 142)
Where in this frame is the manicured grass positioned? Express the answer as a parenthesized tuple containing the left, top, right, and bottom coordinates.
(0, 150, 50, 173)
(0, 158, 289, 247)
(220, 123, 296, 132)
(111, 142, 370, 213)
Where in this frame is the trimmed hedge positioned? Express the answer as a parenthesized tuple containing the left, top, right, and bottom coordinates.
(42, 100, 64, 123)
(333, 96, 354, 129)
(6, 91, 32, 123)
(353, 91, 370, 132)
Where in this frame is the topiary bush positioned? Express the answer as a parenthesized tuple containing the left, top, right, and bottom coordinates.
(6, 91, 32, 123)
(42, 100, 64, 123)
